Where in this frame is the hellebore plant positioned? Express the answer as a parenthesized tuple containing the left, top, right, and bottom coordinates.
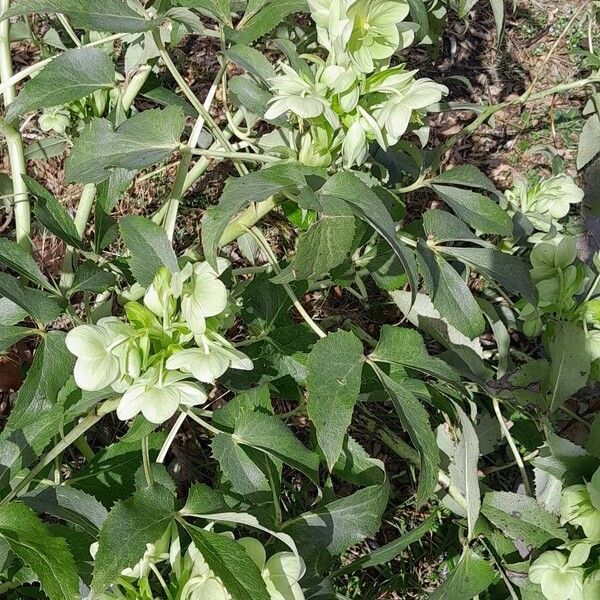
(66, 263, 252, 424)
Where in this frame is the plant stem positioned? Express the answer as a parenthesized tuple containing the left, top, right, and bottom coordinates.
(219, 196, 283, 247)
(57, 13, 81, 47)
(0, 0, 30, 251)
(185, 408, 222, 435)
(121, 64, 153, 112)
(157, 411, 187, 464)
(163, 147, 192, 241)
(141, 435, 155, 487)
(190, 148, 278, 163)
(59, 183, 96, 289)
(0, 399, 118, 507)
(492, 397, 532, 496)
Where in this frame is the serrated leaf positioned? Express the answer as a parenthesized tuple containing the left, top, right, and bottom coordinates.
(202, 163, 311, 269)
(439, 246, 537, 305)
(432, 184, 513, 237)
(6, 48, 115, 121)
(0, 325, 39, 353)
(319, 172, 419, 304)
(0, 272, 64, 324)
(481, 491, 567, 547)
(544, 321, 591, 413)
(423, 208, 492, 246)
(577, 114, 600, 170)
(24, 175, 83, 249)
(92, 485, 175, 594)
(119, 215, 179, 286)
(374, 368, 439, 506)
(429, 548, 495, 600)
(0, 236, 53, 290)
(307, 330, 364, 471)
(65, 106, 185, 184)
(176, 0, 231, 25)
(283, 482, 389, 573)
(449, 403, 480, 540)
(24, 137, 67, 161)
(0, 502, 79, 600)
(417, 241, 485, 339)
(6, 0, 158, 33)
(69, 260, 117, 296)
(224, 44, 275, 82)
(432, 165, 501, 196)
(333, 435, 385, 487)
(183, 523, 271, 600)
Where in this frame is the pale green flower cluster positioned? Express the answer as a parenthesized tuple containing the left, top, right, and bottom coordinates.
(265, 0, 447, 168)
(517, 237, 584, 337)
(94, 526, 305, 600)
(505, 174, 584, 233)
(528, 470, 600, 600)
(66, 262, 252, 424)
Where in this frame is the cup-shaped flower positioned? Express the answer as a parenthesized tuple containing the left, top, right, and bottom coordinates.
(166, 338, 253, 384)
(181, 262, 229, 336)
(529, 551, 584, 600)
(530, 237, 577, 280)
(65, 317, 134, 391)
(307, 0, 353, 59)
(238, 537, 305, 600)
(116, 368, 207, 424)
(39, 107, 71, 134)
(346, 0, 410, 73)
(144, 266, 177, 321)
(533, 175, 584, 220)
(561, 484, 600, 541)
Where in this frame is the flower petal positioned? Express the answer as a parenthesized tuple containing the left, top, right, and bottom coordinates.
(117, 384, 146, 421)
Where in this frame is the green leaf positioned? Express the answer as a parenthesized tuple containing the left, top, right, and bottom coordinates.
(0, 325, 39, 353)
(417, 241, 485, 339)
(176, 0, 231, 25)
(22, 486, 108, 537)
(335, 512, 437, 575)
(432, 184, 513, 237)
(320, 172, 419, 305)
(577, 114, 600, 170)
(283, 482, 389, 573)
(374, 368, 439, 507)
(371, 325, 462, 388)
(0, 502, 79, 600)
(229, 0, 306, 45)
(481, 491, 568, 547)
(0, 297, 29, 326)
(6, 0, 159, 33)
(333, 435, 385, 487)
(68, 260, 117, 296)
(449, 403, 480, 540)
(0, 272, 64, 324)
(24, 137, 67, 161)
(423, 208, 492, 246)
(439, 246, 537, 305)
(429, 548, 495, 600)
(306, 330, 364, 471)
(92, 484, 175, 595)
(489, 0, 505, 44)
(274, 215, 355, 283)
(183, 523, 271, 600)
(6, 48, 115, 121)
(24, 175, 83, 249)
(202, 163, 311, 270)
(65, 106, 186, 184)
(233, 410, 320, 482)
(0, 236, 53, 290)
(432, 165, 501, 197)
(119, 215, 179, 286)
(224, 44, 275, 82)
(544, 321, 591, 413)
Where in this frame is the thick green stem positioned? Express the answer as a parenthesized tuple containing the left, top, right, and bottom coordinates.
(121, 64, 153, 112)
(219, 196, 283, 247)
(163, 147, 192, 241)
(59, 183, 96, 289)
(1, 0, 30, 251)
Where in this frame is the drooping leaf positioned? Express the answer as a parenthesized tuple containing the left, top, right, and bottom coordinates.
(65, 107, 186, 184)
(224, 44, 275, 82)
(0, 502, 79, 600)
(577, 114, 600, 170)
(432, 165, 501, 197)
(0, 236, 54, 290)
(333, 435, 385, 487)
(119, 215, 179, 286)
(6, 48, 115, 121)
(423, 208, 492, 247)
(24, 175, 83, 249)
(92, 484, 175, 594)
(481, 491, 568, 547)
(306, 330, 364, 471)
(0, 325, 39, 353)
(68, 260, 117, 296)
(374, 368, 439, 507)
(429, 548, 496, 600)
(448, 403, 480, 539)
(6, 0, 159, 33)
(432, 184, 513, 237)
(183, 523, 271, 600)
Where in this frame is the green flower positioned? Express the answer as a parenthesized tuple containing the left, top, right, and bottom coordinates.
(65, 317, 137, 391)
(346, 0, 410, 73)
(144, 266, 177, 321)
(39, 106, 71, 133)
(529, 551, 584, 600)
(116, 367, 207, 424)
(238, 537, 305, 600)
(533, 175, 584, 220)
(561, 484, 600, 541)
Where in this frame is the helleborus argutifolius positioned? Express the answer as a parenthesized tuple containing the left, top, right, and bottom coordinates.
(561, 484, 600, 541)
(529, 551, 584, 600)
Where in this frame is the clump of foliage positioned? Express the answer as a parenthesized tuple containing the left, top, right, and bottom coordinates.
(1, 1, 600, 599)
